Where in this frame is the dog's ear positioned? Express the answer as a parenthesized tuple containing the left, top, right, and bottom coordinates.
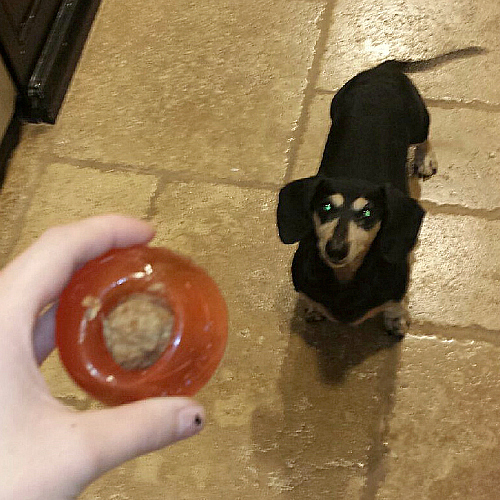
(379, 184, 425, 263)
(277, 176, 322, 244)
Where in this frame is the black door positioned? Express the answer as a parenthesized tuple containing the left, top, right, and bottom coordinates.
(0, 0, 63, 86)
(0, 0, 101, 123)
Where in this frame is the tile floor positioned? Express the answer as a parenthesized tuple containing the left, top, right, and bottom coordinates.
(1, 0, 500, 498)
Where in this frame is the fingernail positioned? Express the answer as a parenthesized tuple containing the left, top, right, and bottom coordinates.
(177, 406, 205, 440)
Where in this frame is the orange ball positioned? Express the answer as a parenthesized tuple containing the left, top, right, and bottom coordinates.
(56, 245, 228, 406)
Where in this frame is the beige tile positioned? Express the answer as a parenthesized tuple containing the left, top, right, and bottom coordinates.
(377, 333, 500, 500)
(409, 213, 500, 331)
(10, 162, 156, 257)
(39, 0, 324, 185)
(41, 352, 95, 411)
(84, 456, 366, 499)
(319, 0, 499, 103)
(150, 181, 291, 312)
(421, 107, 500, 210)
(0, 125, 51, 265)
(247, 319, 400, 499)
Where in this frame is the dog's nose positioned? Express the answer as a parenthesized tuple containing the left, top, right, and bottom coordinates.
(326, 241, 349, 263)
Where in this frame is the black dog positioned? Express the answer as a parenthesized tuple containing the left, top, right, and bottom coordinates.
(277, 48, 484, 336)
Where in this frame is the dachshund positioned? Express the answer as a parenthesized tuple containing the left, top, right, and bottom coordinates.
(277, 48, 484, 336)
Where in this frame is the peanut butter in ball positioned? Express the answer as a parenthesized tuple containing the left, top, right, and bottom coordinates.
(102, 294, 174, 370)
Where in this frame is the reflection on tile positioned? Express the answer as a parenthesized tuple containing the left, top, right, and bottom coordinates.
(378, 333, 500, 499)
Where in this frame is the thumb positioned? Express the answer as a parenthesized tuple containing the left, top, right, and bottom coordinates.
(79, 397, 204, 475)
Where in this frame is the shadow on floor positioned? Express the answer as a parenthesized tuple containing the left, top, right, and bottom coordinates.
(249, 295, 402, 498)
(288, 297, 402, 385)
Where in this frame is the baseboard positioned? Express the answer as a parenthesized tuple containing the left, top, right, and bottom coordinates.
(21, 0, 102, 124)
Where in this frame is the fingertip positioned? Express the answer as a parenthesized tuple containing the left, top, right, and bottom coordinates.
(82, 214, 156, 245)
(79, 397, 206, 475)
(175, 404, 206, 441)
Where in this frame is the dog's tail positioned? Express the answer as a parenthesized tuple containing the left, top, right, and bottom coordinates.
(384, 46, 487, 73)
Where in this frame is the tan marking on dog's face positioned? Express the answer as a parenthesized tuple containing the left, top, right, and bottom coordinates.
(352, 197, 369, 211)
(346, 220, 381, 266)
(313, 213, 339, 244)
(313, 193, 343, 249)
(331, 193, 344, 208)
(313, 215, 381, 276)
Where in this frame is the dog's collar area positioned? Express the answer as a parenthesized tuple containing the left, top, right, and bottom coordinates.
(292, 235, 409, 324)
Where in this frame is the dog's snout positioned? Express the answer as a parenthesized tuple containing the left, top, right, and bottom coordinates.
(326, 241, 349, 263)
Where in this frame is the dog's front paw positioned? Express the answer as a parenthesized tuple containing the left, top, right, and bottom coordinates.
(416, 149, 438, 180)
(304, 306, 327, 323)
(300, 294, 329, 322)
(383, 303, 410, 337)
(407, 142, 438, 180)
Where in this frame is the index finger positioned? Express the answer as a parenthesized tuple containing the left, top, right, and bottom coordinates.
(0, 215, 155, 319)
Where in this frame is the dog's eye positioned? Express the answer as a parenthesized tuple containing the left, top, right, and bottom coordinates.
(356, 206, 375, 223)
(320, 203, 332, 212)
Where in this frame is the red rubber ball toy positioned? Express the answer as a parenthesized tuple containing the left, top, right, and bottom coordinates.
(56, 245, 228, 406)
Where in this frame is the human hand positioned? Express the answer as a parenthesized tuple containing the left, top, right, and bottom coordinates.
(0, 216, 205, 500)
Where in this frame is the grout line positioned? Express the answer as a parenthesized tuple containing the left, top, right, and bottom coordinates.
(316, 87, 500, 113)
(45, 153, 282, 192)
(46, 157, 500, 223)
(410, 321, 500, 346)
(282, 0, 338, 185)
(360, 340, 402, 500)
(425, 97, 500, 113)
(421, 200, 500, 221)
(145, 175, 167, 221)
